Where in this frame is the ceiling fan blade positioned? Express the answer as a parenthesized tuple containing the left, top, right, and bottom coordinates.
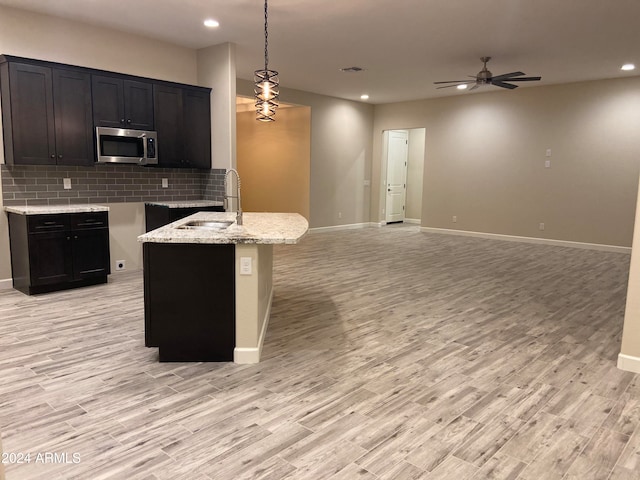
(491, 71, 525, 81)
(436, 84, 468, 89)
(504, 76, 542, 82)
(468, 83, 480, 91)
(492, 80, 518, 89)
(433, 80, 470, 84)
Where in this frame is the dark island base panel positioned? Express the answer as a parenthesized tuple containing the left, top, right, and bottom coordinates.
(143, 242, 235, 362)
(16, 276, 108, 296)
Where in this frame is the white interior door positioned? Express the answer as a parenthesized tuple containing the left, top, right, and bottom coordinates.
(385, 130, 409, 223)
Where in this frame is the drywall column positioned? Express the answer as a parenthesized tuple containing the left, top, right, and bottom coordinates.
(197, 42, 237, 170)
(618, 174, 640, 372)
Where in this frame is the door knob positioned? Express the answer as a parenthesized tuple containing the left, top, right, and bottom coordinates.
(50, 154, 55, 158)
(127, 119, 132, 124)
(120, 118, 125, 124)
(58, 154, 63, 159)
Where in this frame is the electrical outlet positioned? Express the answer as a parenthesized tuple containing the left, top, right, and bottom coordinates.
(115, 260, 126, 271)
(545, 160, 551, 168)
(161, 178, 169, 188)
(63, 178, 72, 190)
(545, 148, 552, 157)
(452, 215, 457, 223)
(539, 223, 545, 231)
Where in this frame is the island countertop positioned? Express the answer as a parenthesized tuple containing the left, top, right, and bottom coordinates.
(138, 211, 308, 245)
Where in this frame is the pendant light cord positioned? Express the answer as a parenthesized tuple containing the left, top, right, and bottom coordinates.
(264, 0, 269, 71)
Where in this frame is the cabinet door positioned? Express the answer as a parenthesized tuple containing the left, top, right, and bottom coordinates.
(52, 69, 94, 166)
(72, 228, 110, 280)
(7, 63, 56, 165)
(124, 80, 154, 130)
(153, 84, 184, 167)
(28, 231, 73, 285)
(92, 75, 125, 128)
(183, 89, 211, 169)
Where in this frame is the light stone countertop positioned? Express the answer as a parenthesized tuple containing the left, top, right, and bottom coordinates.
(4, 204, 109, 215)
(138, 211, 308, 245)
(145, 200, 224, 209)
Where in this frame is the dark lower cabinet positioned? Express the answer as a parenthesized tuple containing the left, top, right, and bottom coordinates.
(8, 212, 111, 295)
(143, 243, 235, 361)
(144, 204, 224, 232)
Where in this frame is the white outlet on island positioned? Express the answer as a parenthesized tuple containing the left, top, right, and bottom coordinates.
(161, 178, 169, 188)
(63, 178, 72, 190)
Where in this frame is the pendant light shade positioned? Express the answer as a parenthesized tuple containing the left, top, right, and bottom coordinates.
(254, 0, 279, 121)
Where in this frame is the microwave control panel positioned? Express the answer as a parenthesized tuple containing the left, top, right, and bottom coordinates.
(147, 138, 156, 159)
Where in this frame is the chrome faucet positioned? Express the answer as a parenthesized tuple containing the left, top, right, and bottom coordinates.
(224, 168, 243, 225)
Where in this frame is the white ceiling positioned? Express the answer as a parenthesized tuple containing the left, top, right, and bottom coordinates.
(1, 0, 639, 104)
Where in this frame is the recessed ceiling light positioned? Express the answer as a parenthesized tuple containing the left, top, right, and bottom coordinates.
(457, 84, 468, 90)
(204, 19, 220, 28)
(621, 63, 636, 71)
(360, 94, 369, 100)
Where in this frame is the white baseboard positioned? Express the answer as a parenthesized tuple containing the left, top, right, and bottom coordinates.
(309, 222, 379, 233)
(420, 227, 631, 254)
(618, 353, 640, 373)
(404, 218, 421, 225)
(234, 286, 274, 364)
(0, 278, 12, 290)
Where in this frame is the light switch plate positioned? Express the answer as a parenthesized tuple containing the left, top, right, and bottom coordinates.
(240, 257, 252, 275)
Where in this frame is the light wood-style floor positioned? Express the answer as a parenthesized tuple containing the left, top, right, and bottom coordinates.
(0, 225, 638, 480)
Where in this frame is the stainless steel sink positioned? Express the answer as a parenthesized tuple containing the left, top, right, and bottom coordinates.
(178, 220, 234, 230)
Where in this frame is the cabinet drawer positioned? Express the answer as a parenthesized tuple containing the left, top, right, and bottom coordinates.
(71, 212, 109, 229)
(27, 214, 70, 233)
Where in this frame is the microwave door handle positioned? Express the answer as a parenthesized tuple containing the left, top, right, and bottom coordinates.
(141, 133, 147, 164)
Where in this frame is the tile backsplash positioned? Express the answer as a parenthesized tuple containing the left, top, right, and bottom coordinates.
(0, 164, 225, 206)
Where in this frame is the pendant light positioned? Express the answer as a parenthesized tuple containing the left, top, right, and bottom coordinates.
(254, 0, 279, 121)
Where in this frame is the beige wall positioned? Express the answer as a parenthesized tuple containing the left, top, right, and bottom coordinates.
(0, 5, 197, 84)
(237, 80, 374, 229)
(406, 128, 425, 221)
(237, 106, 311, 219)
(107, 203, 146, 272)
(373, 77, 640, 247)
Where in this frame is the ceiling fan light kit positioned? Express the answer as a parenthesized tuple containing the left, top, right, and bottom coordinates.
(434, 56, 542, 92)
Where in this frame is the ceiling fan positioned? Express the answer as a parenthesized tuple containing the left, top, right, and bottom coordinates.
(434, 56, 542, 91)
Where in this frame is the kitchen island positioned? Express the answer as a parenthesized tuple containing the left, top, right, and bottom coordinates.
(138, 211, 308, 363)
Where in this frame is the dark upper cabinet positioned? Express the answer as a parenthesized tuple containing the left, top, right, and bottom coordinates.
(52, 69, 95, 166)
(92, 75, 154, 130)
(153, 85, 184, 167)
(154, 84, 211, 169)
(0, 61, 93, 166)
(183, 89, 212, 169)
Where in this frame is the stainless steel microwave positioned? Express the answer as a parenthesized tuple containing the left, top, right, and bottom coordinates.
(96, 127, 158, 165)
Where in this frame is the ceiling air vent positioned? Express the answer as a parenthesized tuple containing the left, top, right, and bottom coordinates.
(339, 66, 365, 73)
